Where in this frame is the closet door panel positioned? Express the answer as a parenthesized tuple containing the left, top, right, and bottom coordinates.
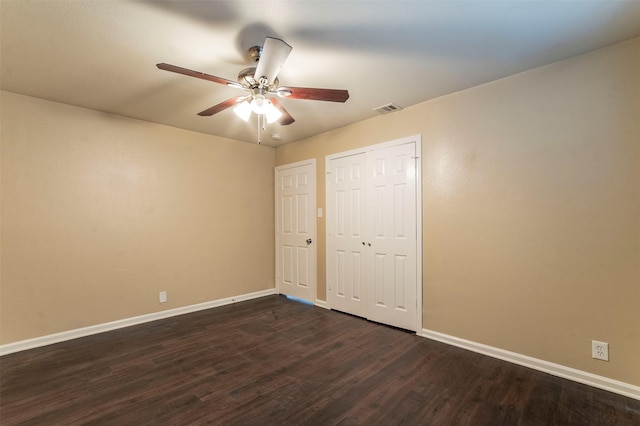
(327, 153, 367, 317)
(366, 143, 417, 330)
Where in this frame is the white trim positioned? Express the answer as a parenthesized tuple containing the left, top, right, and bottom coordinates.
(414, 135, 423, 334)
(325, 134, 420, 162)
(420, 328, 640, 401)
(314, 299, 329, 310)
(0, 289, 276, 356)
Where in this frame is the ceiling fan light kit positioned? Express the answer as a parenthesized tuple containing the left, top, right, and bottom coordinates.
(233, 100, 252, 121)
(263, 102, 284, 123)
(233, 97, 283, 124)
(157, 36, 349, 143)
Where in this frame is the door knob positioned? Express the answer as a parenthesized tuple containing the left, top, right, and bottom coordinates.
(306, 238, 313, 245)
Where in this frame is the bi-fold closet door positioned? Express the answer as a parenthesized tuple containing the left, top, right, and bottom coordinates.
(326, 137, 420, 331)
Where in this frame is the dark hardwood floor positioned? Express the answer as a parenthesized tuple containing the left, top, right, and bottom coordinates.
(1, 295, 639, 425)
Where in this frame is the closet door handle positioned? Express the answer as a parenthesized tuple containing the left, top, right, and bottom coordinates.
(306, 238, 313, 245)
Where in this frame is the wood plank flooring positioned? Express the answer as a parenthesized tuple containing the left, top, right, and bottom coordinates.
(1, 295, 639, 425)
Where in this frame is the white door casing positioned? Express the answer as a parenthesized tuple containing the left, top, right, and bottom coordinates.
(326, 136, 422, 332)
(275, 160, 317, 303)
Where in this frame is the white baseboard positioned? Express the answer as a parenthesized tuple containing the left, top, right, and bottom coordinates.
(0, 288, 276, 356)
(420, 328, 640, 401)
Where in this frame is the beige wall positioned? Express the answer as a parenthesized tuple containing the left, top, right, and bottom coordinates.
(1, 91, 275, 343)
(1, 38, 638, 387)
(275, 37, 640, 386)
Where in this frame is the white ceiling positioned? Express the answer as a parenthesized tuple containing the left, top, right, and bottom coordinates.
(2, 1, 639, 147)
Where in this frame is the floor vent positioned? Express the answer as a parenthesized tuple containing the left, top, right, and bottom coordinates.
(373, 103, 403, 114)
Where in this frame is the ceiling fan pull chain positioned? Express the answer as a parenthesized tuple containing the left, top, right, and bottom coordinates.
(257, 114, 262, 144)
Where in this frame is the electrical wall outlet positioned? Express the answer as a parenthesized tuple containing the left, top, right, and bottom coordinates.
(159, 291, 167, 303)
(592, 340, 609, 361)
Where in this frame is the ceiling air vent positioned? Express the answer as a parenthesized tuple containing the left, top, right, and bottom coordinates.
(373, 103, 403, 114)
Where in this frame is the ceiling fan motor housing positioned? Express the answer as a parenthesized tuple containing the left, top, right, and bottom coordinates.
(237, 67, 279, 91)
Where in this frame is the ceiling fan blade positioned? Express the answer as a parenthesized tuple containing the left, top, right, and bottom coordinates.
(270, 98, 295, 126)
(278, 87, 349, 103)
(197, 96, 247, 116)
(254, 37, 292, 86)
(157, 63, 242, 88)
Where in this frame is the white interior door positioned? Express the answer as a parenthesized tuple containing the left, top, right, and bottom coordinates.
(326, 137, 420, 331)
(275, 160, 317, 303)
(366, 143, 417, 330)
(326, 153, 367, 317)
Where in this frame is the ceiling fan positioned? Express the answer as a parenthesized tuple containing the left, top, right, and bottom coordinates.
(157, 37, 349, 141)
